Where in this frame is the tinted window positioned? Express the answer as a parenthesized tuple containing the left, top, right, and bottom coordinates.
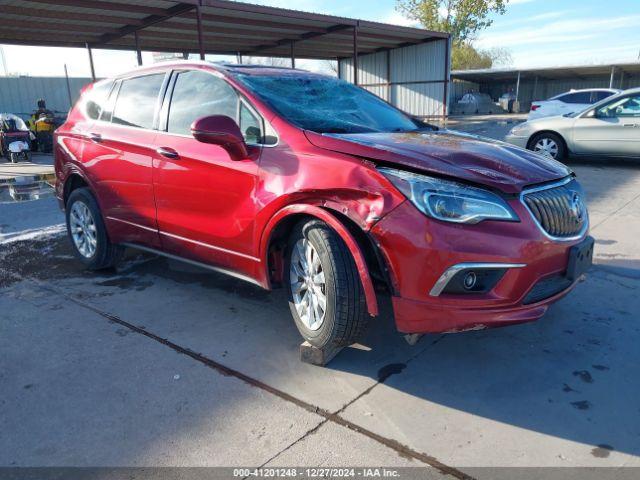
(168, 70, 238, 135)
(236, 74, 418, 134)
(84, 81, 113, 120)
(560, 92, 591, 104)
(112, 74, 165, 129)
(592, 91, 614, 102)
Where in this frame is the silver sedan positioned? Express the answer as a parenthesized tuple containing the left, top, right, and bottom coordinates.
(505, 88, 640, 160)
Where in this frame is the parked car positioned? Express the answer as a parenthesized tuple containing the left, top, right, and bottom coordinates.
(506, 88, 640, 160)
(528, 88, 621, 120)
(55, 62, 592, 350)
(451, 92, 506, 115)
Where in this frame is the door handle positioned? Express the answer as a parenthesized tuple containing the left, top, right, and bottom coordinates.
(89, 132, 102, 142)
(156, 147, 180, 159)
(623, 124, 639, 128)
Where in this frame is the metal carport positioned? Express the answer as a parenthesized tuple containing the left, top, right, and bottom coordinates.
(450, 63, 640, 112)
(0, 0, 450, 117)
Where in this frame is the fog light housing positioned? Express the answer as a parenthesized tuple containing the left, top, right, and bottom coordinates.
(463, 271, 478, 290)
(430, 263, 526, 297)
(442, 268, 505, 294)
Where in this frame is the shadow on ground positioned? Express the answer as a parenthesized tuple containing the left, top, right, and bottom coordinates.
(2, 232, 639, 465)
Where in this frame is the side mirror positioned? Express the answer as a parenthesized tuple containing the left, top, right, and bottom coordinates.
(191, 115, 249, 161)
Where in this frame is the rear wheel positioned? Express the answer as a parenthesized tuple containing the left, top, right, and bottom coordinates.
(529, 132, 567, 160)
(285, 219, 368, 349)
(65, 188, 122, 270)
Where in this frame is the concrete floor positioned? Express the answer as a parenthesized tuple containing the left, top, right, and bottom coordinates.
(1, 122, 639, 478)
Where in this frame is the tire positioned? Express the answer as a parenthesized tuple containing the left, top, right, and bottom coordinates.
(9, 152, 18, 163)
(529, 132, 567, 160)
(65, 188, 122, 270)
(285, 219, 368, 349)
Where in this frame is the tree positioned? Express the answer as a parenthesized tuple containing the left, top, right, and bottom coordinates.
(452, 43, 512, 70)
(396, 0, 512, 70)
(321, 60, 339, 76)
(396, 0, 507, 42)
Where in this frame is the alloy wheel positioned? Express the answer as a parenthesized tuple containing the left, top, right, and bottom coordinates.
(69, 201, 98, 258)
(289, 238, 327, 331)
(534, 137, 559, 159)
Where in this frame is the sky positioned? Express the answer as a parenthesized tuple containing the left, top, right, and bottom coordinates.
(1, 0, 639, 78)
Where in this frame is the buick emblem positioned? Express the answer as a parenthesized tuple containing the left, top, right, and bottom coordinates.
(570, 192, 585, 223)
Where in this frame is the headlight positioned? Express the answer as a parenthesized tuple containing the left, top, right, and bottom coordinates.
(380, 168, 519, 224)
(509, 123, 531, 135)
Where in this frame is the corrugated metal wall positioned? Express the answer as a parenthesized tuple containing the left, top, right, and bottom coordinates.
(339, 39, 450, 118)
(450, 72, 640, 111)
(0, 76, 92, 117)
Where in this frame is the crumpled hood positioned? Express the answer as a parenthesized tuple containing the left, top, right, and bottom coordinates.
(305, 129, 571, 194)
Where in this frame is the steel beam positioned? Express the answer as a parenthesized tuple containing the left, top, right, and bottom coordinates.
(94, 3, 196, 46)
(609, 66, 616, 88)
(86, 42, 96, 81)
(290, 42, 296, 69)
(196, 3, 205, 60)
(353, 22, 359, 85)
(134, 31, 142, 66)
(442, 36, 450, 118)
(242, 24, 352, 56)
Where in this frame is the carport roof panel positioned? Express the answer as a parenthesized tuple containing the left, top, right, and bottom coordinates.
(451, 63, 640, 83)
(0, 0, 448, 59)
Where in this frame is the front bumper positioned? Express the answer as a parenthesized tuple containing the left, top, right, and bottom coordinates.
(370, 200, 587, 334)
(504, 133, 529, 149)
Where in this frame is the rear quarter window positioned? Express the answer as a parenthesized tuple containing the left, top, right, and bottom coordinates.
(83, 81, 114, 120)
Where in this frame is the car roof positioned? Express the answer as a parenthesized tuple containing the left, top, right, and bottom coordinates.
(621, 86, 640, 95)
(110, 60, 327, 81)
(567, 87, 640, 115)
(563, 88, 622, 94)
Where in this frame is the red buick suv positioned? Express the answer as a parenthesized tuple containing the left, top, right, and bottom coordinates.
(55, 62, 593, 349)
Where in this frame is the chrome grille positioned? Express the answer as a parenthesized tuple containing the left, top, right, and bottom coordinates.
(522, 179, 588, 239)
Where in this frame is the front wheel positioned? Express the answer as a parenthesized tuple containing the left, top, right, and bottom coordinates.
(65, 188, 122, 270)
(285, 219, 368, 349)
(529, 132, 567, 160)
(9, 152, 19, 163)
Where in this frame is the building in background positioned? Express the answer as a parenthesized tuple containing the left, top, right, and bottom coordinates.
(339, 40, 451, 119)
(450, 63, 640, 113)
(0, 76, 92, 117)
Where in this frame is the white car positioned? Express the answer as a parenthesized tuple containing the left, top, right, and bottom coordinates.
(506, 88, 640, 160)
(528, 88, 621, 120)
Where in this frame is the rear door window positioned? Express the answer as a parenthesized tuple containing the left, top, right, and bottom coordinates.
(112, 73, 165, 129)
(167, 70, 238, 135)
(592, 91, 615, 102)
